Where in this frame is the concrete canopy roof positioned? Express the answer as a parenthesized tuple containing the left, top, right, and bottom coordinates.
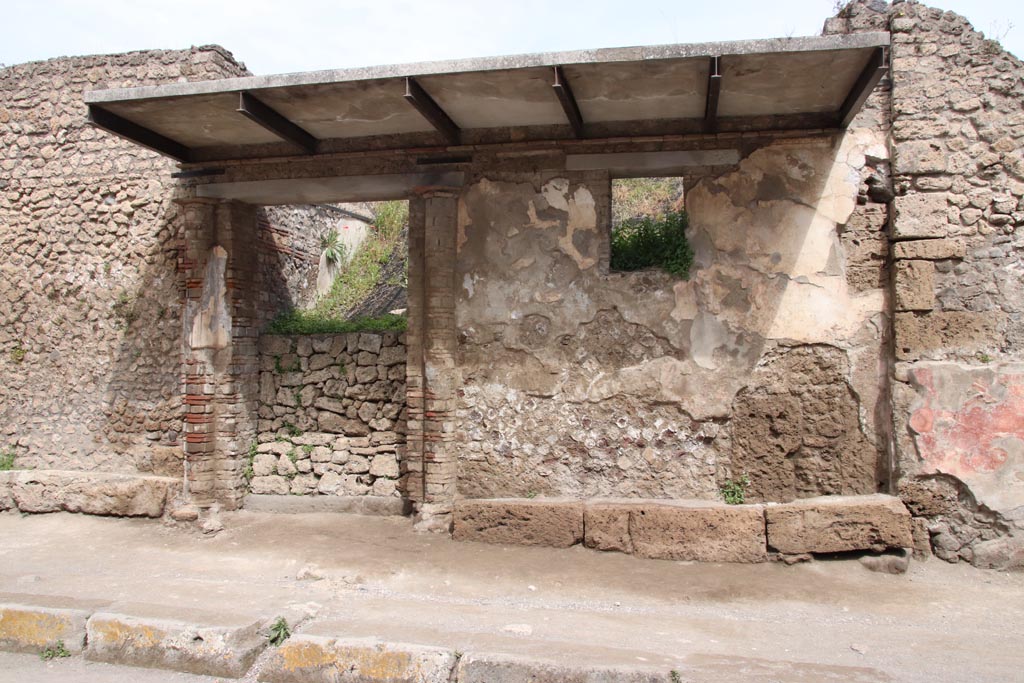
(84, 33, 889, 164)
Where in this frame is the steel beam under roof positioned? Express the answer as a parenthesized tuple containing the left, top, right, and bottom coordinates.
(83, 32, 890, 164)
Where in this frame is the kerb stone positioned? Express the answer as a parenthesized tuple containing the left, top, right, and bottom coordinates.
(259, 635, 455, 683)
(453, 499, 583, 547)
(0, 604, 90, 654)
(85, 612, 266, 678)
(765, 494, 913, 554)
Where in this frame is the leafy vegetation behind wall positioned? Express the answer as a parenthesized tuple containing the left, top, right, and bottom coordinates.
(269, 200, 409, 334)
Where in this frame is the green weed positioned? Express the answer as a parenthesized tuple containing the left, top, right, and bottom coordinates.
(720, 474, 751, 505)
(610, 209, 693, 278)
(0, 449, 16, 471)
(40, 641, 71, 660)
(267, 617, 291, 646)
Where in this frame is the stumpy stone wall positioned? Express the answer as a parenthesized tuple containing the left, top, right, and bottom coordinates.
(831, 0, 1024, 569)
(0, 47, 249, 474)
(253, 332, 407, 498)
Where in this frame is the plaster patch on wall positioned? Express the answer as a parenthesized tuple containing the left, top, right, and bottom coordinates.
(188, 245, 231, 350)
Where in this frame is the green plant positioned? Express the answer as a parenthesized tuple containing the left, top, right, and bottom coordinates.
(610, 209, 693, 278)
(976, 352, 992, 363)
(320, 227, 347, 266)
(40, 640, 71, 660)
(268, 311, 407, 336)
(301, 445, 314, 455)
(0, 449, 17, 471)
(244, 442, 257, 484)
(720, 474, 751, 505)
(525, 490, 538, 499)
(111, 291, 139, 329)
(268, 617, 291, 646)
(373, 200, 409, 240)
(669, 670, 682, 683)
(9, 346, 26, 363)
(282, 422, 302, 438)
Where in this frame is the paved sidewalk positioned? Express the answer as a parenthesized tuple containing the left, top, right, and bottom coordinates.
(0, 511, 1022, 682)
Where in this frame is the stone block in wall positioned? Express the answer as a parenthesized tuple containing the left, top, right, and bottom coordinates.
(0, 470, 178, 517)
(893, 238, 966, 260)
(892, 193, 950, 240)
(894, 140, 948, 175)
(765, 494, 913, 554)
(453, 499, 584, 547)
(894, 260, 935, 312)
(894, 311, 1003, 360)
(627, 502, 768, 563)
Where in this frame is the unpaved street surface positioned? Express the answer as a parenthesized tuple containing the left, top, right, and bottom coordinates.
(1, 511, 1022, 682)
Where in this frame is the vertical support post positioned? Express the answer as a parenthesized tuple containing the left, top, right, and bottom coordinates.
(405, 188, 460, 532)
(177, 197, 260, 510)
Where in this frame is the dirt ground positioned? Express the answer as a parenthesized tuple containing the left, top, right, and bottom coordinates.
(1, 510, 1022, 682)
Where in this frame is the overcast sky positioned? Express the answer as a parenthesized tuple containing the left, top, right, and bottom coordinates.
(2, 0, 1020, 75)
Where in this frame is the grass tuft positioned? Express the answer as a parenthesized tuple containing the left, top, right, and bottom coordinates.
(268, 311, 406, 335)
(610, 209, 693, 279)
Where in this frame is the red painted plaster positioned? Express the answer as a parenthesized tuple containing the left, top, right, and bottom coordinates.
(910, 368, 1024, 477)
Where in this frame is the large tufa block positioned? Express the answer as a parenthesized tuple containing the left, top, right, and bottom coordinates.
(585, 500, 767, 563)
(894, 259, 935, 312)
(891, 192, 950, 240)
(765, 494, 913, 555)
(453, 499, 583, 547)
(625, 502, 767, 563)
(1, 470, 179, 517)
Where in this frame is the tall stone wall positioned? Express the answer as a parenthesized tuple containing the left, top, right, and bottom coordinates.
(830, 0, 1024, 568)
(453, 128, 892, 502)
(0, 47, 249, 475)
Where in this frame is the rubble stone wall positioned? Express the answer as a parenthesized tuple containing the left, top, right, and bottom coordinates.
(252, 332, 407, 498)
(830, 0, 1024, 569)
(0, 47, 249, 475)
(453, 128, 892, 502)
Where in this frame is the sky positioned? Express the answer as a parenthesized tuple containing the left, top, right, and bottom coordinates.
(1, 0, 1020, 75)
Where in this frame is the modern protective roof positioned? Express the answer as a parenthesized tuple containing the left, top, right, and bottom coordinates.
(84, 33, 889, 164)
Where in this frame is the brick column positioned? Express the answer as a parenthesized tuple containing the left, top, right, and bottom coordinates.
(406, 189, 459, 532)
(177, 198, 259, 510)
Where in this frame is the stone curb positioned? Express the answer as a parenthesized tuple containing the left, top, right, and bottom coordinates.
(258, 635, 456, 683)
(453, 494, 914, 562)
(0, 603, 90, 654)
(0, 601, 684, 682)
(85, 611, 268, 679)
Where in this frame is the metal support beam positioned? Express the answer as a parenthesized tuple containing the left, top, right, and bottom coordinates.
(87, 105, 192, 162)
(404, 77, 460, 145)
(704, 56, 722, 133)
(836, 46, 887, 128)
(552, 66, 584, 138)
(236, 92, 317, 154)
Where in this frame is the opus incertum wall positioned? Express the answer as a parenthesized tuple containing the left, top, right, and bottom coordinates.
(2, 1, 1022, 569)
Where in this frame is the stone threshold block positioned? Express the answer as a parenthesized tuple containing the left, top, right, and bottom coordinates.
(259, 635, 456, 683)
(244, 494, 411, 516)
(86, 612, 267, 678)
(0, 470, 180, 517)
(765, 494, 913, 555)
(0, 604, 90, 654)
(585, 499, 768, 564)
(453, 498, 584, 547)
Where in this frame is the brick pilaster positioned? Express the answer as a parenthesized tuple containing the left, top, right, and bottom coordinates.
(406, 189, 459, 531)
(177, 198, 259, 510)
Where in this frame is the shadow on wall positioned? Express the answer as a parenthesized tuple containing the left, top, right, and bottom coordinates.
(454, 132, 890, 503)
(99, 201, 299, 480)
